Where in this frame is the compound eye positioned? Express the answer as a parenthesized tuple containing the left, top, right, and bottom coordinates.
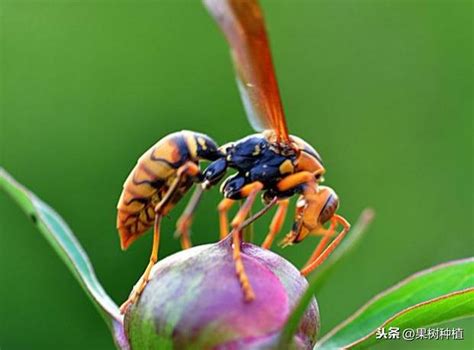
(319, 194, 339, 224)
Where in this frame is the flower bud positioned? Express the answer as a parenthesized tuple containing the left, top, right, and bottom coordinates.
(125, 235, 319, 349)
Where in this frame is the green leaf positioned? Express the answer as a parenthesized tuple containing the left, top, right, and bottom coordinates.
(277, 209, 374, 349)
(349, 288, 474, 348)
(316, 258, 474, 349)
(0, 168, 129, 350)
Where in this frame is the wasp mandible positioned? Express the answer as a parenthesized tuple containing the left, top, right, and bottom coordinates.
(117, 0, 350, 312)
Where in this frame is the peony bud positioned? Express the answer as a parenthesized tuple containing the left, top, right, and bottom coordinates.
(125, 235, 319, 349)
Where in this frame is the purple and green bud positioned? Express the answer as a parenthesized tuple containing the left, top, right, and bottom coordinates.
(125, 235, 320, 349)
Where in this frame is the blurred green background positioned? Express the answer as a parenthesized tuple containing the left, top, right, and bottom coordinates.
(1, 0, 472, 349)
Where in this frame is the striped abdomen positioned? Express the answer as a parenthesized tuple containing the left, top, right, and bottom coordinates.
(116, 131, 219, 250)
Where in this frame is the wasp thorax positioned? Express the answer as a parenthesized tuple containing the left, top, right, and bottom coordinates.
(318, 187, 339, 224)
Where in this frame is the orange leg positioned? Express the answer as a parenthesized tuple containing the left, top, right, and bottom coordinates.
(120, 214, 161, 313)
(230, 182, 264, 229)
(175, 186, 204, 249)
(218, 198, 235, 239)
(277, 179, 323, 248)
(262, 199, 289, 249)
(239, 196, 278, 231)
(230, 181, 263, 302)
(276, 171, 322, 192)
(120, 162, 200, 313)
(232, 230, 256, 302)
(300, 215, 351, 276)
(268, 171, 319, 248)
(301, 220, 337, 270)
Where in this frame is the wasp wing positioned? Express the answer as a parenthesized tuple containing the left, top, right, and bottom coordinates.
(204, 0, 290, 142)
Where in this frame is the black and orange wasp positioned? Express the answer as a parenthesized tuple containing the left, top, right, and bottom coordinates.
(117, 0, 350, 313)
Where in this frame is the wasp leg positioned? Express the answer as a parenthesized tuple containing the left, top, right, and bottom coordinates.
(261, 199, 289, 249)
(230, 182, 264, 229)
(300, 215, 350, 276)
(232, 229, 255, 302)
(218, 198, 235, 239)
(276, 170, 322, 192)
(120, 162, 200, 313)
(229, 181, 263, 302)
(301, 220, 338, 270)
(175, 186, 204, 249)
(239, 196, 278, 231)
(271, 171, 320, 248)
(119, 214, 162, 314)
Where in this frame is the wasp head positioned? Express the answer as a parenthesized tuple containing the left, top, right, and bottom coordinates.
(280, 185, 339, 247)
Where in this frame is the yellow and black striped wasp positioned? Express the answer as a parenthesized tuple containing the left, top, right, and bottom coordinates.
(117, 0, 350, 313)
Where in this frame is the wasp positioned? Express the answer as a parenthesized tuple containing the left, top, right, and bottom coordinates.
(117, 0, 350, 312)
